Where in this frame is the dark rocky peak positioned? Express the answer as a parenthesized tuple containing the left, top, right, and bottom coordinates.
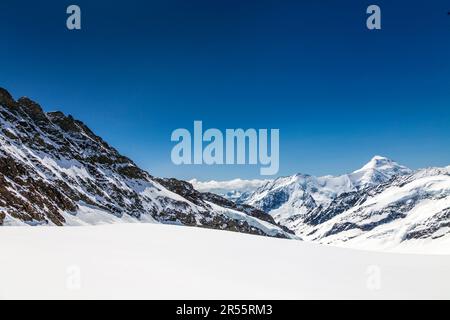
(0, 87, 18, 108)
(17, 97, 47, 122)
(48, 111, 83, 133)
(47, 111, 65, 120)
(0, 88, 13, 101)
(73, 118, 108, 144)
(48, 111, 114, 154)
(48, 112, 94, 140)
(162, 178, 196, 192)
(155, 178, 207, 206)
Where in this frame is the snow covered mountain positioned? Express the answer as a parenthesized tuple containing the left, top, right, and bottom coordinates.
(0, 88, 292, 238)
(301, 167, 450, 249)
(242, 156, 450, 249)
(245, 156, 412, 227)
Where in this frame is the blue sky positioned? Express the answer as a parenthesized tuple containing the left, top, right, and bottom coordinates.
(1, 0, 450, 180)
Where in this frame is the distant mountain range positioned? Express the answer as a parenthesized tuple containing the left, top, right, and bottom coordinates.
(189, 178, 270, 202)
(0, 87, 292, 238)
(244, 155, 413, 228)
(197, 156, 450, 250)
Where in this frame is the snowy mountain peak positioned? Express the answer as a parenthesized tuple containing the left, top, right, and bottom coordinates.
(242, 155, 450, 249)
(355, 155, 408, 173)
(243, 156, 414, 229)
(350, 156, 412, 188)
(358, 155, 391, 169)
(0, 88, 13, 101)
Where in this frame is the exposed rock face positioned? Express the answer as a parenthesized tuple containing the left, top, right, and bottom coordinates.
(0, 88, 292, 239)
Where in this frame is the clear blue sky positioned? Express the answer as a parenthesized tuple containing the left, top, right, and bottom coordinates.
(1, 0, 450, 180)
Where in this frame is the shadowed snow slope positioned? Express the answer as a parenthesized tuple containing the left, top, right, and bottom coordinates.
(0, 224, 449, 299)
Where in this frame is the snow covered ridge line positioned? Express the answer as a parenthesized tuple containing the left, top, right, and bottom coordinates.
(241, 156, 450, 252)
(0, 87, 293, 239)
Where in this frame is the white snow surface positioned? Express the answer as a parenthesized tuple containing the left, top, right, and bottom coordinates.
(0, 224, 449, 300)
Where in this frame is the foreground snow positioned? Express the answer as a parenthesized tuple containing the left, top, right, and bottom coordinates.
(0, 224, 449, 299)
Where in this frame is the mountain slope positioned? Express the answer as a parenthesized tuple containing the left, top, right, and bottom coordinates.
(0, 88, 291, 238)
